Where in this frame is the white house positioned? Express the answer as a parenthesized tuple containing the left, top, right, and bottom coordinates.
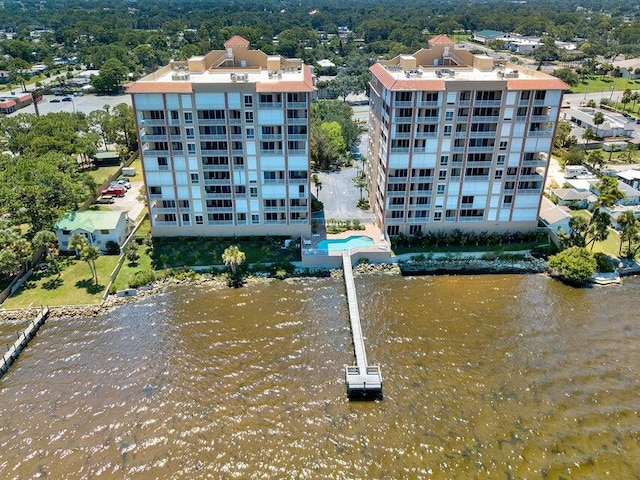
(54, 211, 131, 252)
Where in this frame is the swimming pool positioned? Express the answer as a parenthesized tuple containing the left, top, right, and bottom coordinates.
(316, 235, 374, 252)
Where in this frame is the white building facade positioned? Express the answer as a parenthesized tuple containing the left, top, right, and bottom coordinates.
(128, 36, 314, 237)
(367, 36, 567, 236)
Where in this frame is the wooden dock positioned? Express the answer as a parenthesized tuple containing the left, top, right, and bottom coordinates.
(342, 253, 382, 399)
(0, 307, 49, 378)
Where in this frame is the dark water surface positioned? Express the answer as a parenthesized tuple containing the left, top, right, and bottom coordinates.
(1, 274, 639, 479)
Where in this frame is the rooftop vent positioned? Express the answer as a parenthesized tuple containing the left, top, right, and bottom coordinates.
(171, 68, 190, 81)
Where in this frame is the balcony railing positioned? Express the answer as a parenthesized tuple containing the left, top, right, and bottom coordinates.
(528, 130, 553, 137)
(202, 164, 230, 171)
(258, 102, 283, 109)
(197, 118, 226, 125)
(287, 102, 307, 109)
(139, 119, 165, 126)
(473, 100, 502, 106)
(260, 149, 284, 156)
(203, 179, 231, 185)
(201, 149, 229, 156)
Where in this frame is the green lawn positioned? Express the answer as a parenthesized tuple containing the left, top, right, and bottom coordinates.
(568, 210, 621, 257)
(111, 243, 154, 292)
(2, 254, 120, 309)
(569, 77, 640, 94)
(86, 164, 121, 187)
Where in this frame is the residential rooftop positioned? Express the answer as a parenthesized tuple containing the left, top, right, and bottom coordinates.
(371, 37, 567, 91)
(127, 35, 314, 94)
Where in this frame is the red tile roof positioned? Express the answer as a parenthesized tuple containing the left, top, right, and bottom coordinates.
(506, 78, 569, 91)
(428, 34, 456, 46)
(224, 35, 250, 48)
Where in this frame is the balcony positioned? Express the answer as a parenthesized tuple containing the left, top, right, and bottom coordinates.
(287, 101, 307, 109)
(464, 175, 490, 182)
(197, 118, 226, 125)
(151, 207, 176, 214)
(140, 134, 167, 142)
(288, 177, 308, 184)
(139, 118, 165, 126)
(201, 149, 229, 156)
(290, 219, 309, 225)
(263, 206, 287, 212)
(474, 100, 502, 107)
(467, 146, 495, 153)
(390, 147, 410, 153)
(264, 219, 288, 225)
(528, 130, 553, 137)
(409, 189, 432, 195)
(205, 207, 234, 213)
(416, 131, 438, 139)
(202, 164, 230, 171)
(530, 115, 550, 122)
(287, 134, 308, 141)
(288, 148, 307, 155)
(203, 178, 231, 185)
(419, 100, 440, 107)
(258, 102, 283, 109)
(204, 192, 232, 199)
(393, 132, 412, 139)
(263, 178, 286, 184)
(416, 116, 440, 123)
(410, 175, 434, 182)
(228, 118, 242, 125)
(469, 131, 497, 138)
(472, 115, 501, 122)
(289, 205, 309, 212)
(533, 99, 547, 106)
(287, 117, 308, 124)
(388, 176, 408, 183)
(143, 149, 170, 156)
(408, 204, 431, 210)
(199, 134, 227, 141)
(260, 149, 284, 156)
(154, 220, 178, 227)
(386, 190, 406, 196)
(515, 116, 528, 122)
(208, 220, 234, 225)
(458, 99, 471, 107)
(394, 101, 413, 107)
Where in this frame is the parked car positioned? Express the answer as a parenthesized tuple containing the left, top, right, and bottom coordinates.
(73, 92, 84, 97)
(95, 195, 115, 204)
(112, 178, 131, 189)
(50, 98, 61, 103)
(61, 97, 72, 102)
(101, 186, 126, 197)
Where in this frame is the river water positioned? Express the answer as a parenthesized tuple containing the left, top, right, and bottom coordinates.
(0, 274, 639, 479)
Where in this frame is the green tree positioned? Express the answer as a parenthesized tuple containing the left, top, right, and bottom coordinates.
(112, 103, 136, 148)
(593, 111, 605, 137)
(33, 230, 61, 278)
(320, 121, 346, 156)
(81, 245, 101, 286)
(222, 245, 246, 275)
(581, 128, 596, 144)
(586, 150, 605, 171)
(548, 246, 597, 285)
(69, 233, 88, 258)
(124, 242, 140, 265)
(311, 173, 322, 199)
(92, 58, 128, 93)
(617, 210, 639, 257)
(553, 68, 579, 86)
(352, 173, 367, 200)
(88, 109, 116, 151)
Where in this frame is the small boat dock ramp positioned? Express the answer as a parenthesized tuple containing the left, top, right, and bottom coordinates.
(342, 252, 382, 399)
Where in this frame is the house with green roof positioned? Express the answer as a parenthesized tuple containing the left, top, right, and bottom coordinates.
(53, 211, 131, 252)
(472, 30, 506, 44)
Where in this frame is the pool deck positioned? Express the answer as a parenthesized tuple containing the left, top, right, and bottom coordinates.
(300, 223, 392, 266)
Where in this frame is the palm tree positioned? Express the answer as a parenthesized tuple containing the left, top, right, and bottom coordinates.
(631, 91, 640, 114)
(617, 210, 639, 256)
(592, 111, 605, 138)
(81, 245, 100, 285)
(581, 128, 596, 145)
(352, 174, 367, 200)
(624, 142, 636, 163)
(33, 230, 61, 278)
(621, 88, 632, 112)
(69, 233, 88, 258)
(311, 173, 322, 199)
(222, 245, 246, 275)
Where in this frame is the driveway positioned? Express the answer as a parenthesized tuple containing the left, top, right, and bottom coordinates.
(315, 167, 374, 222)
(103, 180, 146, 221)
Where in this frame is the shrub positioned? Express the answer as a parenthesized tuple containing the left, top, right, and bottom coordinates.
(105, 241, 121, 255)
(129, 269, 156, 288)
(594, 252, 615, 272)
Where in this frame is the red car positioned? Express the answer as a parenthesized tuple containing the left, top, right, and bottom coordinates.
(101, 185, 126, 197)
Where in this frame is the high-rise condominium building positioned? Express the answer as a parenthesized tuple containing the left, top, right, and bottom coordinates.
(127, 36, 314, 237)
(368, 35, 567, 237)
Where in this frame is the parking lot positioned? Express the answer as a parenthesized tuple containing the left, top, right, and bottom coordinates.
(9, 93, 131, 116)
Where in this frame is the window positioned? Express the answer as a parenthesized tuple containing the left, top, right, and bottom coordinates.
(499, 141, 508, 151)
(252, 214, 259, 224)
(191, 173, 199, 184)
(440, 155, 449, 166)
(245, 111, 253, 123)
(462, 195, 474, 205)
(195, 215, 203, 225)
(158, 157, 168, 170)
(182, 213, 190, 222)
(497, 154, 506, 165)
(437, 184, 445, 194)
(495, 169, 503, 179)
(186, 128, 194, 139)
(149, 186, 162, 195)
(250, 187, 258, 197)
(246, 127, 254, 139)
(503, 195, 513, 205)
(237, 213, 246, 223)
(100, 229, 110, 234)
(244, 95, 253, 107)
(170, 110, 179, 120)
(445, 110, 454, 121)
(434, 211, 442, 221)
(187, 143, 196, 154)
(444, 125, 452, 137)
(184, 112, 193, 124)
(438, 170, 447, 180)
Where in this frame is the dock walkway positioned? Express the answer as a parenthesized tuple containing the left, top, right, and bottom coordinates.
(342, 252, 382, 398)
(0, 307, 49, 377)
